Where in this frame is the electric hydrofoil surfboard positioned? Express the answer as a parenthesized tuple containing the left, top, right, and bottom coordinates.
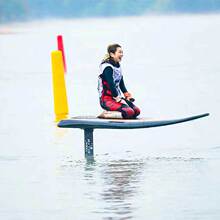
(57, 112, 209, 157)
(58, 112, 209, 129)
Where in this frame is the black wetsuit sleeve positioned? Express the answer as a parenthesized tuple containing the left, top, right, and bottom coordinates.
(119, 76, 128, 93)
(103, 66, 119, 97)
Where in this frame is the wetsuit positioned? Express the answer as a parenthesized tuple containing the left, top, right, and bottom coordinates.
(98, 59, 140, 119)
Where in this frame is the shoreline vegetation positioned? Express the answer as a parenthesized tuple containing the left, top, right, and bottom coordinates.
(0, 0, 220, 24)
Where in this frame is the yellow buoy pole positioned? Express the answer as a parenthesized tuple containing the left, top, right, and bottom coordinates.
(51, 50, 69, 121)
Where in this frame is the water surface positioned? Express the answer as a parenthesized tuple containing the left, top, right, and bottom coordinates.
(0, 15, 220, 219)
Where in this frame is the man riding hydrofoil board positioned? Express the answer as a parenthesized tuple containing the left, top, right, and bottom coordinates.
(98, 44, 140, 119)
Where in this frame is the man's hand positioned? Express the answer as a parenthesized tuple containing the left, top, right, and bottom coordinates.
(123, 92, 135, 102)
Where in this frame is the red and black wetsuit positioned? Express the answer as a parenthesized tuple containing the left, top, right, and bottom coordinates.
(98, 59, 140, 119)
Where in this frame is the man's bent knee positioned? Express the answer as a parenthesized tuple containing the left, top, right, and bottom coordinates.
(121, 107, 135, 119)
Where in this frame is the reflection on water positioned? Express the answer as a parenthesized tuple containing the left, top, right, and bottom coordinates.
(95, 159, 144, 219)
(59, 157, 145, 219)
(58, 155, 216, 220)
